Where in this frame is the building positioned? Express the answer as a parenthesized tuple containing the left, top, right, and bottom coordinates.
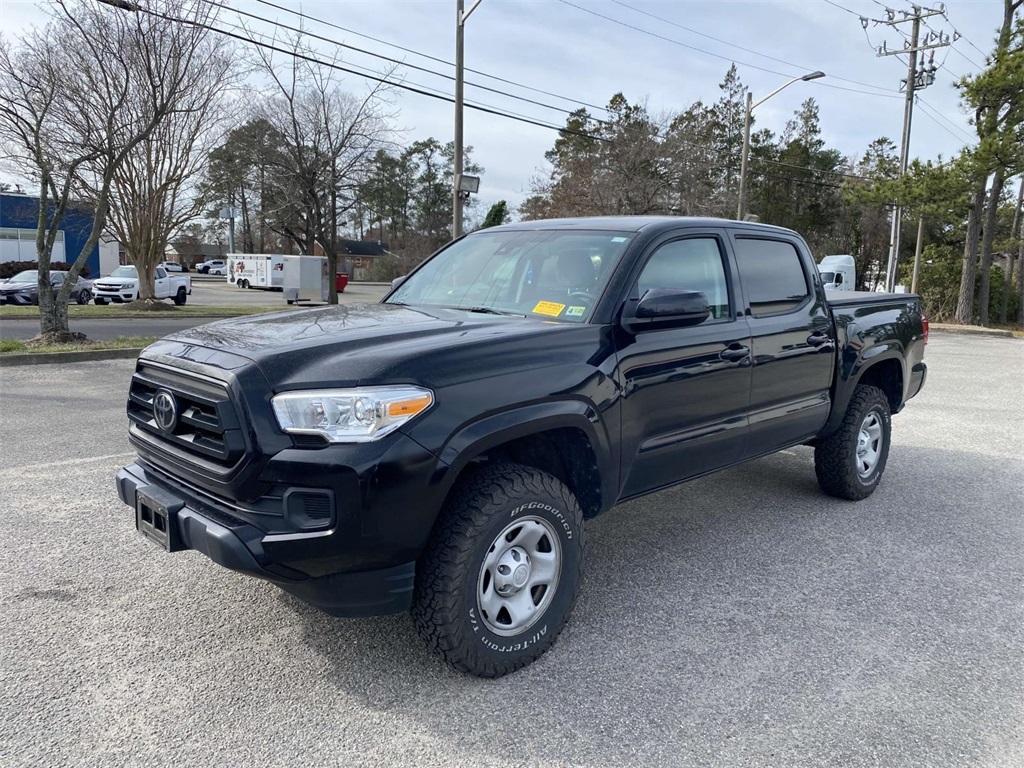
(341, 238, 389, 281)
(164, 239, 228, 270)
(0, 192, 119, 278)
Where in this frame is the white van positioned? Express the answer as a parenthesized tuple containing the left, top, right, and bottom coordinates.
(227, 254, 285, 290)
(818, 255, 855, 292)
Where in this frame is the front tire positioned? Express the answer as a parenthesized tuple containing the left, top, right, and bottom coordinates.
(94, 298, 108, 305)
(76, 290, 90, 304)
(815, 385, 891, 500)
(173, 287, 187, 306)
(413, 463, 584, 678)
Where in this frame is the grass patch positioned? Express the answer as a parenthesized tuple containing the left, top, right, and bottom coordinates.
(0, 336, 156, 355)
(0, 304, 284, 320)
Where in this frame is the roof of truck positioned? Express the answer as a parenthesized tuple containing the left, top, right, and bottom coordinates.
(484, 216, 800, 236)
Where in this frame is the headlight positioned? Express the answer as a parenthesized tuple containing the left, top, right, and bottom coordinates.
(271, 386, 433, 443)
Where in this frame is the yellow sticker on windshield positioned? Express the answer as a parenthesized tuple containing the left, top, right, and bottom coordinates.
(532, 300, 566, 317)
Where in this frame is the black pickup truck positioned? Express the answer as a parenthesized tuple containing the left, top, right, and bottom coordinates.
(116, 217, 927, 677)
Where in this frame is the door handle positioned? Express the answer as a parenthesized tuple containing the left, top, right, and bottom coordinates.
(807, 332, 833, 348)
(720, 345, 750, 362)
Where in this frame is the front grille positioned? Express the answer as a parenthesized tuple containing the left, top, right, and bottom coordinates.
(127, 362, 247, 470)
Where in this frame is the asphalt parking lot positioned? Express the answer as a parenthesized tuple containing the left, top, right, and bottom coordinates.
(0, 333, 1021, 767)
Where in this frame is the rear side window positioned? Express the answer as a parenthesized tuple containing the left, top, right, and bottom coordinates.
(733, 238, 809, 316)
(637, 237, 730, 319)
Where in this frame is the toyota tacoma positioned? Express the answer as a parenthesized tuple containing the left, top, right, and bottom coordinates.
(116, 217, 927, 677)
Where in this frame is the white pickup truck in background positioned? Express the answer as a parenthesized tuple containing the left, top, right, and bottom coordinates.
(92, 265, 192, 305)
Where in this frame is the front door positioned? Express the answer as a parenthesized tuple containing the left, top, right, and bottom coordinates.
(154, 267, 171, 298)
(616, 232, 753, 499)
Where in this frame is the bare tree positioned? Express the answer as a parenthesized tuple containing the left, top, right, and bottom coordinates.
(0, 0, 225, 340)
(101, 13, 237, 303)
(253, 34, 393, 303)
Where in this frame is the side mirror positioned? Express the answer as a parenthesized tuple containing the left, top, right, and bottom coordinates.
(391, 275, 407, 290)
(622, 288, 710, 332)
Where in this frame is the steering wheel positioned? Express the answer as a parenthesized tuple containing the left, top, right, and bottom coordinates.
(567, 292, 592, 307)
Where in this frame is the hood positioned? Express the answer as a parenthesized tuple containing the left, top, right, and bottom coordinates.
(153, 302, 596, 389)
(97, 277, 137, 285)
(0, 281, 36, 291)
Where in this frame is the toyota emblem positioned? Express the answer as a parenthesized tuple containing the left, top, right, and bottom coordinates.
(153, 389, 178, 432)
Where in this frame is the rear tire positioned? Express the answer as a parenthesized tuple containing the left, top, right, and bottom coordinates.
(815, 384, 891, 500)
(412, 463, 584, 678)
(173, 287, 187, 306)
(76, 290, 89, 304)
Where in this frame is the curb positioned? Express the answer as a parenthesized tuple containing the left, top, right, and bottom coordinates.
(930, 324, 1015, 339)
(0, 347, 143, 367)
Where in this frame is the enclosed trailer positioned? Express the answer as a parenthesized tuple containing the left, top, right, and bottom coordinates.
(227, 254, 285, 290)
(282, 255, 329, 303)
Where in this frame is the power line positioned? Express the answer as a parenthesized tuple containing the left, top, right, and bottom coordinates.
(555, 0, 903, 99)
(251, 0, 615, 116)
(609, 0, 892, 92)
(101, 0, 612, 144)
(200, 0, 610, 126)
(915, 96, 974, 144)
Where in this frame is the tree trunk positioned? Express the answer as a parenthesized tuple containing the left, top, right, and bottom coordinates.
(1001, 179, 1023, 324)
(955, 184, 986, 324)
(1019, 196, 1024, 329)
(977, 168, 1006, 326)
(137, 257, 157, 301)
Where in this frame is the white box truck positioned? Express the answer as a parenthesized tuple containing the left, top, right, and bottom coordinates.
(818, 255, 856, 292)
(227, 254, 286, 290)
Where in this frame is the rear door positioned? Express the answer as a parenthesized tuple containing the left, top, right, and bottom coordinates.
(616, 230, 752, 498)
(730, 232, 834, 457)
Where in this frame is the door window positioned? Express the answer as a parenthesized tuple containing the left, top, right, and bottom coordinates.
(733, 238, 810, 316)
(636, 237, 730, 319)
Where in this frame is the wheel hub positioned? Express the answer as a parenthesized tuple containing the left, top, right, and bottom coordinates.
(477, 516, 562, 636)
(493, 547, 531, 594)
(856, 411, 883, 477)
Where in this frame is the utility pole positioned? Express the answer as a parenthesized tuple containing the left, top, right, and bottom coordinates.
(911, 215, 925, 293)
(869, 4, 949, 291)
(453, 0, 483, 240)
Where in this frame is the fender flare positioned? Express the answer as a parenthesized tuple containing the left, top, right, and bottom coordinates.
(434, 399, 617, 516)
(823, 344, 907, 435)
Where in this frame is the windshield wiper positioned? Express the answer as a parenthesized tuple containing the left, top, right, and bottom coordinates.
(463, 306, 524, 316)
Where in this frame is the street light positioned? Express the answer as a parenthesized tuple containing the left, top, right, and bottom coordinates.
(452, 0, 484, 240)
(736, 70, 825, 220)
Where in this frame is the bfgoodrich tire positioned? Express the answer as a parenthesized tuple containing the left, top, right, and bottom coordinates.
(412, 463, 584, 678)
(815, 384, 892, 500)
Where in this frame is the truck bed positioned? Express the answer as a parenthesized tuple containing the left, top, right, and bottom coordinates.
(827, 290, 918, 306)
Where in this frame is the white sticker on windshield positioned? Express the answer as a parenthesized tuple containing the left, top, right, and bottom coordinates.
(611, 236, 627, 242)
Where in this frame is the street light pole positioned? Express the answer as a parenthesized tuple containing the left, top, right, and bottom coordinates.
(737, 91, 752, 221)
(452, 0, 483, 240)
(736, 70, 825, 221)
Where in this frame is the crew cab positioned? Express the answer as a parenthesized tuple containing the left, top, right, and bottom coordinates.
(93, 265, 191, 305)
(116, 217, 927, 677)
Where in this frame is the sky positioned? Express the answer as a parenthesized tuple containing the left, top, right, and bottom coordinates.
(3, 0, 1009, 215)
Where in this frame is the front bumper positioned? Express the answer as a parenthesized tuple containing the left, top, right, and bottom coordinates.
(0, 293, 34, 305)
(116, 461, 416, 616)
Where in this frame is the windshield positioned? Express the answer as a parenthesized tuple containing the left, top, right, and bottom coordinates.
(387, 229, 634, 322)
(819, 271, 835, 283)
(9, 271, 38, 282)
(109, 266, 137, 278)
